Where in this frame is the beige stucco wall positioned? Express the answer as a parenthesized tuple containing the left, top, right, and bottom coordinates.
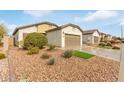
(62, 26, 83, 49)
(47, 26, 83, 49)
(83, 31, 100, 45)
(92, 31, 100, 44)
(93, 31, 99, 37)
(37, 24, 57, 33)
(17, 26, 37, 47)
(14, 24, 57, 47)
(83, 34, 93, 44)
(100, 34, 106, 41)
(46, 30, 62, 47)
(107, 36, 112, 41)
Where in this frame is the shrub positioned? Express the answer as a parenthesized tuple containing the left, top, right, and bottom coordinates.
(41, 53, 51, 59)
(0, 53, 5, 59)
(99, 42, 106, 47)
(48, 44, 56, 50)
(24, 33, 48, 49)
(0, 42, 3, 47)
(27, 47, 39, 55)
(106, 42, 112, 46)
(62, 50, 73, 58)
(112, 46, 120, 50)
(47, 57, 55, 65)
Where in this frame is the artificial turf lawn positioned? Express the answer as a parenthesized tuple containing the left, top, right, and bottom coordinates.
(72, 50, 94, 59)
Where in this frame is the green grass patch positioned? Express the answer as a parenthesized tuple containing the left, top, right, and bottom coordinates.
(72, 50, 94, 59)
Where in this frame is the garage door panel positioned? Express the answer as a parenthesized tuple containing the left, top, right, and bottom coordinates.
(65, 34, 80, 49)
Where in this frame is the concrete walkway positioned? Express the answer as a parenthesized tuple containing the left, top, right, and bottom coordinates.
(82, 46, 121, 62)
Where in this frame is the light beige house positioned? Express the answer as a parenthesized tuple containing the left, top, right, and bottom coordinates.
(100, 32, 106, 42)
(83, 29, 100, 45)
(105, 34, 112, 41)
(100, 33, 112, 42)
(46, 24, 83, 49)
(13, 21, 58, 47)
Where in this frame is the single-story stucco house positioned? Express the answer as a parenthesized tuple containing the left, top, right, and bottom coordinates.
(83, 29, 100, 45)
(12, 21, 58, 47)
(46, 23, 83, 49)
(100, 33, 112, 42)
(105, 34, 112, 41)
(100, 32, 106, 42)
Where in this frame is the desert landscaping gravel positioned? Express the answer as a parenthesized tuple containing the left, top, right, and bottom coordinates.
(0, 58, 9, 81)
(8, 47, 120, 82)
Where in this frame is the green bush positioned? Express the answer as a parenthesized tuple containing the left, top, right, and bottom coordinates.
(48, 44, 56, 50)
(0, 53, 5, 59)
(112, 46, 120, 50)
(41, 53, 51, 59)
(47, 57, 55, 65)
(106, 42, 112, 46)
(27, 47, 39, 55)
(62, 50, 73, 58)
(24, 33, 48, 49)
(99, 42, 106, 47)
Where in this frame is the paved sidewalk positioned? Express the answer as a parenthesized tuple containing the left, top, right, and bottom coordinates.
(82, 45, 121, 62)
(119, 44, 124, 81)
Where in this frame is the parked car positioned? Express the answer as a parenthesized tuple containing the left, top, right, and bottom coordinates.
(110, 40, 122, 44)
(121, 40, 124, 43)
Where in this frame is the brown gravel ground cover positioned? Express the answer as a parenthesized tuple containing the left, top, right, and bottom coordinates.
(0, 58, 9, 81)
(9, 47, 120, 82)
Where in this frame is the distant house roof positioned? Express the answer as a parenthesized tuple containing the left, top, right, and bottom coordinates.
(83, 29, 99, 35)
(46, 23, 83, 33)
(100, 32, 106, 35)
(106, 34, 111, 36)
(13, 21, 58, 35)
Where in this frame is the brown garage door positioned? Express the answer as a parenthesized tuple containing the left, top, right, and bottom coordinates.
(65, 34, 80, 49)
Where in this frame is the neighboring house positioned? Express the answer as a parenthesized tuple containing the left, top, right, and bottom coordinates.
(13, 21, 58, 47)
(46, 24, 83, 49)
(105, 34, 112, 41)
(100, 32, 106, 42)
(83, 29, 100, 45)
(100, 33, 112, 42)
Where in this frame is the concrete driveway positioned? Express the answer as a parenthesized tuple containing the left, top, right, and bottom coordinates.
(82, 45, 121, 62)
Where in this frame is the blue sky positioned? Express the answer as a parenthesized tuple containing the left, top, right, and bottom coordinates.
(0, 10, 124, 36)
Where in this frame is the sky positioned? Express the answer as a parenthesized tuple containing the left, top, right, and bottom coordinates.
(0, 10, 124, 37)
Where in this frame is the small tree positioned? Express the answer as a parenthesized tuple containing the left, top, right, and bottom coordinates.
(0, 24, 7, 42)
(24, 32, 48, 49)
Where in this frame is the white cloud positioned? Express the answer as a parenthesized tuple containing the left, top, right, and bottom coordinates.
(23, 10, 53, 17)
(75, 10, 119, 23)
